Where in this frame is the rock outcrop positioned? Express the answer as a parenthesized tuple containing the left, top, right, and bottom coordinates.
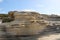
(5, 11, 48, 36)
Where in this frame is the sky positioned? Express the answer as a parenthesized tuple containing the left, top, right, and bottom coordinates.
(0, 0, 60, 15)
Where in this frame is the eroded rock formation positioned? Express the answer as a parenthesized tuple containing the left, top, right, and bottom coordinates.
(6, 11, 48, 35)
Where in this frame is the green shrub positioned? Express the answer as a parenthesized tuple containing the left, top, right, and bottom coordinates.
(2, 17, 14, 23)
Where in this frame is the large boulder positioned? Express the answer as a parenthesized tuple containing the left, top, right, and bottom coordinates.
(6, 11, 48, 35)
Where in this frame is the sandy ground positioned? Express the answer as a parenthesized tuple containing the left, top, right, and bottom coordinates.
(38, 33, 60, 40)
(7, 33, 60, 40)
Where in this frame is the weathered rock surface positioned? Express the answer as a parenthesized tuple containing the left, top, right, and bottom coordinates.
(6, 11, 48, 35)
(0, 11, 60, 40)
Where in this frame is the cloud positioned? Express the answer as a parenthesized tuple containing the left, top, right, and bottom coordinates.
(0, 8, 3, 11)
(13, 9, 38, 12)
(12, 9, 40, 13)
(45, 0, 60, 4)
(21, 9, 40, 13)
(0, 8, 5, 13)
(22, 9, 37, 11)
(36, 4, 44, 8)
(0, 0, 3, 3)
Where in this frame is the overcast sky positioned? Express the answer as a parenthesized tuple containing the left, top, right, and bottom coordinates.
(0, 0, 60, 15)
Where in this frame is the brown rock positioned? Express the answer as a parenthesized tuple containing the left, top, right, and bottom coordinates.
(6, 11, 48, 35)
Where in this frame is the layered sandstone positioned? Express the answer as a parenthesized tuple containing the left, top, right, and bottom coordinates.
(6, 11, 48, 35)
